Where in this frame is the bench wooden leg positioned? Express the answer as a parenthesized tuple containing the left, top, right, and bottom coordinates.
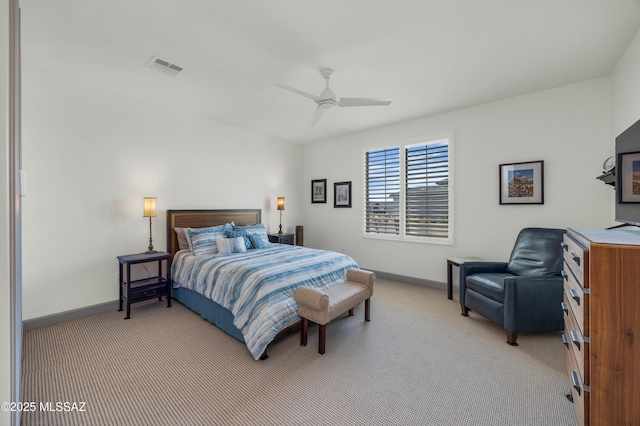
(318, 324, 326, 354)
(365, 298, 370, 321)
(364, 298, 371, 321)
(300, 317, 308, 346)
(348, 308, 354, 316)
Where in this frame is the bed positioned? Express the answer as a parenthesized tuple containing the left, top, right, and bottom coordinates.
(166, 209, 359, 360)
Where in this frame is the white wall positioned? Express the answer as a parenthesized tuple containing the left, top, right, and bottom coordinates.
(612, 28, 640, 136)
(303, 78, 614, 283)
(21, 66, 304, 320)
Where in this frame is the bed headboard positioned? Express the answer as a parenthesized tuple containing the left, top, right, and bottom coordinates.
(166, 209, 262, 259)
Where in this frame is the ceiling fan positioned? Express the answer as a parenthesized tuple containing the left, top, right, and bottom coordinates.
(276, 68, 393, 126)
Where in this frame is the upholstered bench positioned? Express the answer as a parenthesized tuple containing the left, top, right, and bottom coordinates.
(293, 268, 375, 354)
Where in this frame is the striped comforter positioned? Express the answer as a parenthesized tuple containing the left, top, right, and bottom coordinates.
(171, 244, 359, 359)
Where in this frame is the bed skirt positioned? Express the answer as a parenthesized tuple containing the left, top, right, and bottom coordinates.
(172, 286, 245, 342)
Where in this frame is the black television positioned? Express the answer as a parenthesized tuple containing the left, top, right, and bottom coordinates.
(615, 118, 640, 227)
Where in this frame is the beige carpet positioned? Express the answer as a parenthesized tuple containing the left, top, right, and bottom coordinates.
(21, 278, 578, 426)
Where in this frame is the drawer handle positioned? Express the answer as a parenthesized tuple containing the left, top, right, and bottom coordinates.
(570, 252, 581, 266)
(569, 330, 581, 350)
(569, 289, 581, 306)
(570, 371, 582, 396)
(561, 242, 568, 251)
(561, 301, 569, 315)
(561, 270, 568, 281)
(561, 333, 569, 349)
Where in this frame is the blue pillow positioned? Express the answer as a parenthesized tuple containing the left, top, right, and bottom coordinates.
(238, 224, 269, 246)
(226, 227, 252, 249)
(248, 233, 267, 249)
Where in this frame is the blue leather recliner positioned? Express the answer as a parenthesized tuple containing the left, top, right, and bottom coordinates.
(459, 227, 565, 346)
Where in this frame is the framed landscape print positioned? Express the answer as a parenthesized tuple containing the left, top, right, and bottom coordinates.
(618, 151, 640, 203)
(311, 179, 327, 203)
(499, 160, 544, 204)
(334, 181, 352, 208)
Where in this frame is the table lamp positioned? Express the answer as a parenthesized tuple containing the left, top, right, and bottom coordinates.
(143, 197, 157, 253)
(277, 197, 285, 234)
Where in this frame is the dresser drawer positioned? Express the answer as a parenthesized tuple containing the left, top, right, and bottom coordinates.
(563, 297, 589, 385)
(564, 340, 589, 426)
(562, 234, 589, 288)
(562, 264, 589, 335)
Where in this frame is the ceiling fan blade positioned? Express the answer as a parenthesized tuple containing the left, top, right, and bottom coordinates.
(338, 98, 394, 107)
(309, 107, 327, 126)
(276, 84, 319, 102)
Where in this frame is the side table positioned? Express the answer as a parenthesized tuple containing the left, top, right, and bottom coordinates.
(446, 256, 483, 300)
(117, 252, 171, 319)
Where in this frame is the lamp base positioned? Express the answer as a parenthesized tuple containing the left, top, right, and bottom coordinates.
(145, 250, 157, 254)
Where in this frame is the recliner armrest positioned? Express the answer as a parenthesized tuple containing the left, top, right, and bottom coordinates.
(503, 275, 564, 333)
(459, 261, 508, 277)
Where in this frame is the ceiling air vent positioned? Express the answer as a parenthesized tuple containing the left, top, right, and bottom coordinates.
(147, 56, 183, 77)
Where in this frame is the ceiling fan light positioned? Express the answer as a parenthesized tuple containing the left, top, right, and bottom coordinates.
(318, 102, 336, 111)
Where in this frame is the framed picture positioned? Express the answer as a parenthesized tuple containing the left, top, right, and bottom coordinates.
(311, 179, 327, 204)
(499, 160, 544, 204)
(618, 151, 640, 203)
(334, 181, 352, 208)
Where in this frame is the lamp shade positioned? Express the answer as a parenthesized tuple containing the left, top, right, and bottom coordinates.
(143, 197, 157, 217)
(277, 197, 285, 211)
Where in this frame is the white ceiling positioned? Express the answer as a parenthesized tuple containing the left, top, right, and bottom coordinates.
(20, 0, 640, 144)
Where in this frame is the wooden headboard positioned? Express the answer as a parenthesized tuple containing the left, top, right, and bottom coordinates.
(166, 209, 262, 259)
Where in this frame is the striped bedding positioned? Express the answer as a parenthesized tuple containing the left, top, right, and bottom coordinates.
(171, 244, 359, 359)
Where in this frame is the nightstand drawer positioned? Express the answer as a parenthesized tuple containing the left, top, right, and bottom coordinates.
(268, 234, 294, 245)
(130, 280, 167, 301)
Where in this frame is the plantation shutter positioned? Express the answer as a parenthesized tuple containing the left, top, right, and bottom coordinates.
(405, 142, 449, 238)
(365, 147, 400, 235)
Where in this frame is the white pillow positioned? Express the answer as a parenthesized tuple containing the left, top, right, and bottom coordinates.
(215, 236, 247, 254)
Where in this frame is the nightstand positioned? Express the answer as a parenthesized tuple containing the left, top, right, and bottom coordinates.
(117, 252, 171, 319)
(268, 233, 295, 245)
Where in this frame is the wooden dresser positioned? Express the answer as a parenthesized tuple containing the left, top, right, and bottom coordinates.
(562, 227, 640, 426)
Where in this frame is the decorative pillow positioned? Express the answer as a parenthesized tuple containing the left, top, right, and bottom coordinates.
(215, 237, 247, 254)
(186, 225, 231, 256)
(226, 227, 253, 250)
(174, 227, 189, 251)
(248, 233, 267, 249)
(237, 223, 269, 246)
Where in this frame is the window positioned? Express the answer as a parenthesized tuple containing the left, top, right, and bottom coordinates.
(364, 147, 400, 235)
(364, 135, 452, 244)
